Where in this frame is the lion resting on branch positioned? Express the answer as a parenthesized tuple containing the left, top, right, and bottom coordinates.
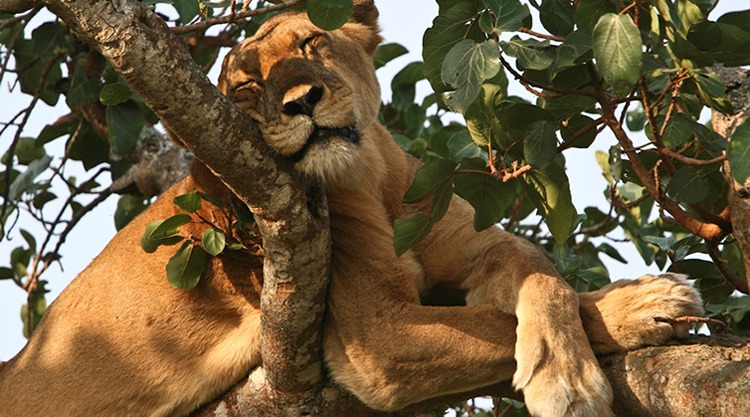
(0, 2, 702, 417)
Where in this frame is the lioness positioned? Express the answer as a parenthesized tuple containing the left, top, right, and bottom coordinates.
(0, 2, 703, 417)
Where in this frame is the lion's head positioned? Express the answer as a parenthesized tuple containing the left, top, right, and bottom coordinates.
(218, 2, 383, 183)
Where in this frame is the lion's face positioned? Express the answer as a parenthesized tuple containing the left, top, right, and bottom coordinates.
(219, 6, 382, 182)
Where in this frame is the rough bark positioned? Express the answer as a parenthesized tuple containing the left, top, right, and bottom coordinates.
(0, 0, 38, 13)
(712, 68, 750, 292)
(604, 336, 750, 417)
(25, 1, 750, 416)
(40, 0, 332, 414)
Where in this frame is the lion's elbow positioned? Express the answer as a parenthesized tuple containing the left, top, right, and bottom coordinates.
(326, 354, 414, 412)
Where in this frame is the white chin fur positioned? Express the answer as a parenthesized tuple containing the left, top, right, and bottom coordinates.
(294, 140, 359, 183)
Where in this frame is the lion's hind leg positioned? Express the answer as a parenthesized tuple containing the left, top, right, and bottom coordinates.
(579, 273, 704, 354)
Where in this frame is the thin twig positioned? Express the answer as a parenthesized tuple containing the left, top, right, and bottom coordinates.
(518, 27, 564, 42)
(1, 53, 63, 239)
(499, 55, 596, 98)
(659, 147, 726, 166)
(172, 0, 303, 35)
(706, 238, 748, 294)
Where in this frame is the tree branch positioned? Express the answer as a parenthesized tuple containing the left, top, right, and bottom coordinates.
(0, 0, 39, 14)
(604, 336, 750, 416)
(41, 0, 331, 412)
(711, 67, 750, 292)
(589, 64, 727, 241)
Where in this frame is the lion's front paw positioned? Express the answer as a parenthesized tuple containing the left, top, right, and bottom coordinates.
(580, 273, 704, 353)
(513, 323, 614, 417)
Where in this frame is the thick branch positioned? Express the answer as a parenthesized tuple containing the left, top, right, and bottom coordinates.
(712, 67, 750, 293)
(42, 0, 331, 412)
(0, 0, 39, 13)
(604, 336, 750, 416)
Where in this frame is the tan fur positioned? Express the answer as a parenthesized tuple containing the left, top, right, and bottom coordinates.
(0, 3, 703, 417)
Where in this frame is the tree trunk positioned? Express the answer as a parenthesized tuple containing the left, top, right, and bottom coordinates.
(41, 0, 333, 414)
(27, 1, 750, 416)
(712, 68, 750, 291)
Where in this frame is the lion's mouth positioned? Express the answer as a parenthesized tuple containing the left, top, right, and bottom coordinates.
(290, 125, 360, 163)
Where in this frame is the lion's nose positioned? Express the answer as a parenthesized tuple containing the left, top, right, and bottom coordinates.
(282, 84, 323, 116)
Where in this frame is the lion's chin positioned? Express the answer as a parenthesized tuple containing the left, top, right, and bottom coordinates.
(290, 125, 361, 182)
(289, 126, 360, 163)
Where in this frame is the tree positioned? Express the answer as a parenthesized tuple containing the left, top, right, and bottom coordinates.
(0, 0, 749, 416)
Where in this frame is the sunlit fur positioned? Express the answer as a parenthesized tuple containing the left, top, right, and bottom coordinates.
(0, 2, 703, 417)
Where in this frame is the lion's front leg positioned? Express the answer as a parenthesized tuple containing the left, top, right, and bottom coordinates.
(510, 271, 614, 417)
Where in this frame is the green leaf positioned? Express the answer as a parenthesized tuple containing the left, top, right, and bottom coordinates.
(150, 214, 192, 240)
(373, 43, 408, 69)
(718, 10, 750, 33)
(202, 228, 226, 256)
(667, 166, 710, 204)
(523, 162, 576, 243)
(454, 167, 514, 230)
(592, 13, 643, 92)
(390, 61, 425, 110)
(729, 118, 750, 184)
(393, 213, 433, 257)
(66, 126, 109, 171)
(307, 0, 353, 31)
(492, 101, 555, 148)
(106, 100, 144, 156)
(554, 243, 581, 275)
(524, 120, 557, 170)
(20, 229, 37, 253)
(21, 292, 46, 338)
(0, 267, 13, 280)
(598, 242, 627, 263)
(114, 194, 147, 231)
(404, 158, 457, 203)
(166, 241, 208, 290)
(66, 64, 101, 109)
(560, 115, 597, 148)
(10, 246, 30, 279)
(441, 39, 500, 113)
(174, 190, 202, 213)
(196, 191, 225, 209)
(463, 74, 507, 147)
(626, 104, 647, 131)
(500, 37, 553, 71)
(423, 1, 484, 92)
(31, 22, 68, 58)
(694, 71, 733, 113)
(538, 0, 575, 36)
(484, 0, 530, 33)
(433, 125, 486, 162)
(140, 216, 189, 253)
(99, 82, 133, 106)
(575, 0, 617, 32)
(174, 0, 201, 25)
(642, 235, 676, 252)
(32, 191, 56, 210)
(9, 155, 51, 200)
(659, 113, 695, 149)
(37, 122, 72, 146)
(6, 138, 46, 165)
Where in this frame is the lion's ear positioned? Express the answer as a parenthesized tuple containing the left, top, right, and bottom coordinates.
(349, 0, 382, 55)
(352, 0, 378, 28)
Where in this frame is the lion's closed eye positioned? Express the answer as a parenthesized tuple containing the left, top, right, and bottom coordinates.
(234, 79, 262, 93)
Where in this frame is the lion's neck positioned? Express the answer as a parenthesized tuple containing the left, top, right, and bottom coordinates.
(326, 123, 414, 222)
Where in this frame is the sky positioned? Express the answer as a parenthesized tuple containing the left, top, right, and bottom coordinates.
(0, 0, 742, 361)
